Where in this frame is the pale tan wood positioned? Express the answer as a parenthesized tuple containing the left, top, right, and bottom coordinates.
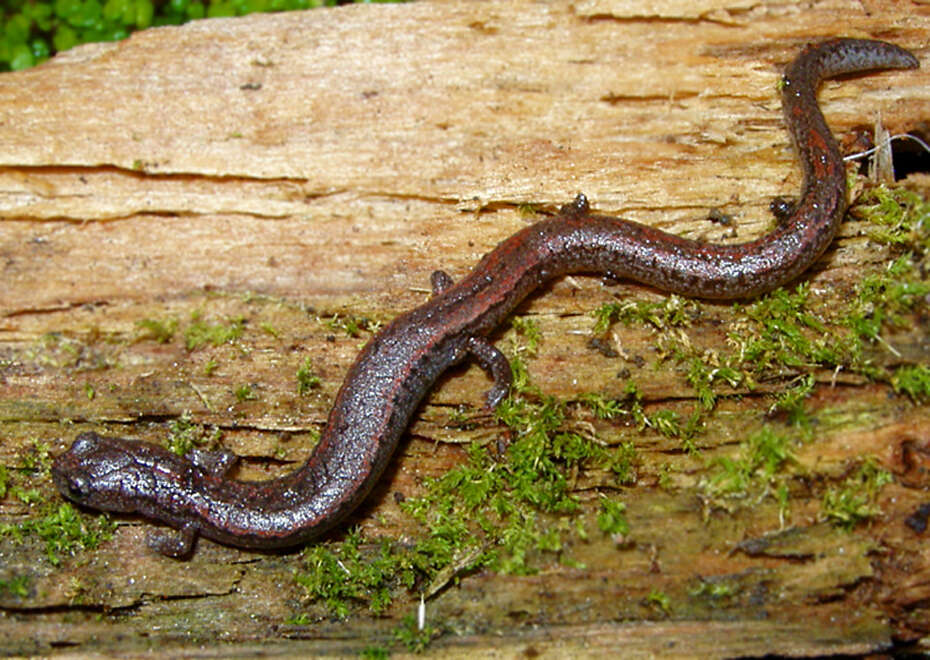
(1, 0, 929, 656)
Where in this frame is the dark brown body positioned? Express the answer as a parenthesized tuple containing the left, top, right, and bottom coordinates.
(52, 39, 919, 556)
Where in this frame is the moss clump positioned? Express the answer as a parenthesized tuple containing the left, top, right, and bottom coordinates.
(0, 441, 116, 566)
(821, 458, 893, 530)
(183, 312, 243, 350)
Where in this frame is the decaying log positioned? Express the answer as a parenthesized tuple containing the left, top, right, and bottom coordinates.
(1, 0, 929, 656)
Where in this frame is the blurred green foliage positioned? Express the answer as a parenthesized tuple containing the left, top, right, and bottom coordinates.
(1, 0, 404, 71)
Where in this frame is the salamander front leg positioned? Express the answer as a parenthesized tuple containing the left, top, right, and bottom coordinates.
(148, 521, 198, 558)
(467, 336, 513, 409)
(147, 448, 233, 557)
(430, 269, 512, 407)
(187, 447, 238, 476)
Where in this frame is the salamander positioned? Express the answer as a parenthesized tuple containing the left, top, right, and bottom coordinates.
(52, 38, 919, 557)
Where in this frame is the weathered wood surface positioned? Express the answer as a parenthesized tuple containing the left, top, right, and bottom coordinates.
(1, 0, 929, 656)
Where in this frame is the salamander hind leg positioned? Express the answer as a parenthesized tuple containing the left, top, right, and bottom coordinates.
(430, 270, 454, 295)
(466, 336, 513, 409)
(769, 196, 796, 225)
(559, 193, 590, 217)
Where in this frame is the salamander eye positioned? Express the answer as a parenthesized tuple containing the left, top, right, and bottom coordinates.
(67, 476, 91, 499)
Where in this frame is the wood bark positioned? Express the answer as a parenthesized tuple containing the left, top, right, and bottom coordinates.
(1, 0, 929, 656)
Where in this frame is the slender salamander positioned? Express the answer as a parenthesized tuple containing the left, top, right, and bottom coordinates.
(52, 38, 919, 556)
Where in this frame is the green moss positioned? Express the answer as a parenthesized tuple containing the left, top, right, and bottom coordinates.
(166, 411, 220, 455)
(821, 458, 893, 530)
(184, 312, 243, 350)
(846, 258, 930, 356)
(703, 427, 796, 521)
(2, 503, 117, 565)
(647, 589, 671, 615)
(0, 462, 42, 506)
(575, 390, 629, 420)
(296, 534, 371, 618)
(690, 577, 737, 600)
(855, 185, 930, 250)
(393, 610, 437, 653)
(892, 364, 930, 401)
(686, 359, 744, 411)
(322, 313, 378, 338)
(258, 322, 279, 338)
(27, 333, 89, 369)
(631, 185, 930, 432)
(646, 408, 683, 439)
(296, 356, 320, 395)
(582, 188, 926, 466)
(730, 283, 836, 373)
(510, 316, 541, 354)
(360, 646, 390, 660)
(596, 497, 629, 536)
(610, 441, 638, 485)
(1, 442, 116, 566)
(443, 405, 474, 429)
(770, 373, 815, 429)
(19, 440, 52, 473)
(0, 574, 30, 597)
(517, 203, 539, 218)
(657, 463, 673, 490)
(233, 383, 255, 401)
(294, 528, 418, 619)
(592, 295, 697, 334)
(136, 318, 178, 343)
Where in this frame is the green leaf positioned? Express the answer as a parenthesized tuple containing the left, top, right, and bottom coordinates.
(103, 0, 129, 21)
(22, 3, 53, 31)
(72, 0, 103, 28)
(9, 43, 34, 70)
(31, 38, 51, 60)
(134, 0, 154, 27)
(5, 14, 32, 43)
(52, 25, 79, 52)
(206, 1, 236, 17)
(54, 0, 83, 19)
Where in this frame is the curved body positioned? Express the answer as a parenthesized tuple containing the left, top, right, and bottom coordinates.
(52, 39, 918, 556)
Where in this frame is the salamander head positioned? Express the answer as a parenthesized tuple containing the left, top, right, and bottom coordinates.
(52, 432, 163, 513)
